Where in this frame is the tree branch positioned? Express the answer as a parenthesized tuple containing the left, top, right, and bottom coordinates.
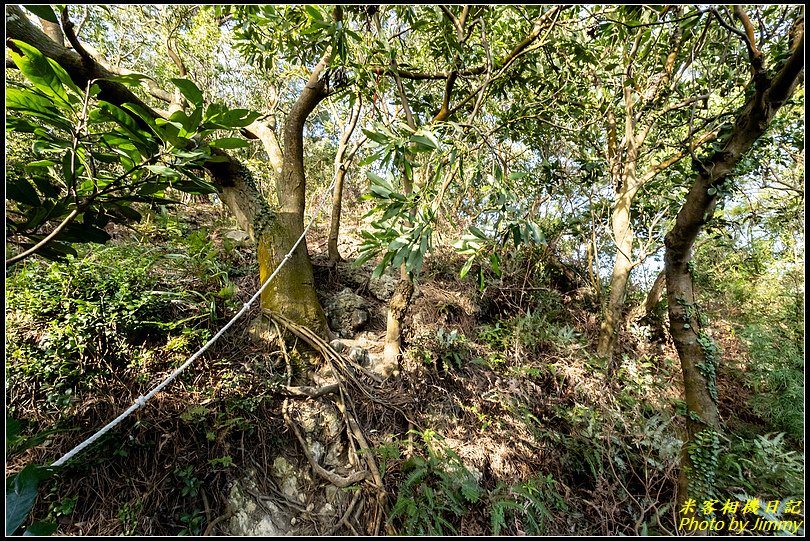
(638, 129, 719, 186)
(733, 6, 763, 65)
(5, 209, 80, 267)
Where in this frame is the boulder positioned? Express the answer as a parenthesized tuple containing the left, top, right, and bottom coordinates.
(325, 288, 369, 337)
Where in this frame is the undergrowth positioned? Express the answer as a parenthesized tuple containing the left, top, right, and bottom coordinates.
(5, 210, 804, 536)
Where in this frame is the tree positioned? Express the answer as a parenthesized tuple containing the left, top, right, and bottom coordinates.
(660, 6, 803, 526)
(586, 6, 742, 363)
(355, 6, 567, 374)
(6, 4, 337, 337)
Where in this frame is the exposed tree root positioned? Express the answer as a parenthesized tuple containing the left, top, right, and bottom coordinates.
(266, 309, 406, 533)
(282, 399, 368, 488)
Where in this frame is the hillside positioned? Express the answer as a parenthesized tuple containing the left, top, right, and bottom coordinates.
(6, 201, 803, 536)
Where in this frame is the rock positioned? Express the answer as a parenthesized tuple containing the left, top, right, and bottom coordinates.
(348, 346, 368, 365)
(272, 456, 306, 503)
(227, 472, 289, 536)
(367, 274, 397, 301)
(224, 229, 251, 243)
(325, 288, 369, 337)
(289, 401, 344, 469)
(367, 352, 398, 379)
(330, 339, 348, 353)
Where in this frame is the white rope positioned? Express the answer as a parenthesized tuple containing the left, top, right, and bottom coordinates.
(51, 177, 337, 467)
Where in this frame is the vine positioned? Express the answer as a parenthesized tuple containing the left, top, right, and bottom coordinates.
(685, 427, 721, 510)
(696, 332, 720, 403)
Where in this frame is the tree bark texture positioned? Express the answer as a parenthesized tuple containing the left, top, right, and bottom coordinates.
(664, 18, 803, 523)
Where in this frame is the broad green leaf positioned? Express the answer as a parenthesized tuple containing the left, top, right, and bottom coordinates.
(5, 116, 44, 134)
(168, 110, 198, 135)
(24, 160, 57, 169)
(204, 108, 261, 129)
(23, 521, 58, 536)
(32, 240, 77, 261)
(32, 139, 71, 156)
(107, 203, 142, 222)
(6, 416, 23, 450)
(170, 78, 204, 109)
(121, 102, 175, 143)
(490, 253, 501, 277)
(6, 465, 52, 536)
(60, 222, 111, 244)
(22, 5, 58, 23)
(105, 73, 152, 86)
(468, 225, 487, 239)
(175, 167, 218, 194)
(145, 165, 179, 177)
(7, 177, 41, 207)
(210, 137, 250, 149)
(410, 134, 438, 151)
(223, 108, 261, 128)
(5, 87, 73, 131)
(367, 172, 395, 192)
(9, 40, 75, 108)
(94, 102, 154, 152)
(459, 256, 475, 280)
(62, 151, 77, 189)
(362, 128, 391, 145)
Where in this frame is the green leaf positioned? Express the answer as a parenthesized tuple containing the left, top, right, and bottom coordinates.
(60, 222, 111, 244)
(174, 167, 218, 194)
(468, 225, 487, 239)
(23, 521, 58, 536)
(6, 464, 52, 536)
(24, 159, 57, 169)
(410, 134, 438, 151)
(304, 5, 325, 21)
(459, 256, 475, 280)
(62, 151, 77, 190)
(9, 40, 74, 108)
(5, 87, 73, 131)
(35, 240, 77, 262)
(7, 176, 42, 207)
(168, 110, 198, 135)
(145, 165, 179, 178)
(170, 78, 204, 109)
(490, 253, 501, 277)
(204, 108, 261, 129)
(209, 137, 249, 149)
(104, 73, 152, 86)
(94, 102, 154, 151)
(6, 416, 23, 450)
(107, 203, 142, 222)
(367, 172, 395, 192)
(23, 5, 59, 23)
(362, 128, 390, 145)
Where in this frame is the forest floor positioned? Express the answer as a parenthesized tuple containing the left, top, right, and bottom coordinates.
(5, 200, 803, 536)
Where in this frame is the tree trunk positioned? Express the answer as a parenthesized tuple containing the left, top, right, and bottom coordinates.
(374, 11, 418, 376)
(643, 269, 666, 319)
(597, 88, 640, 362)
(206, 156, 329, 338)
(626, 269, 666, 324)
(381, 267, 415, 377)
(328, 97, 362, 264)
(664, 19, 803, 528)
(597, 191, 636, 361)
